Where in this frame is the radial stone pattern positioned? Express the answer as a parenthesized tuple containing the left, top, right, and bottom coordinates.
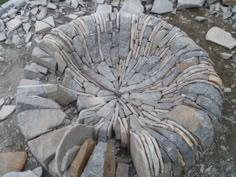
(16, 12, 223, 177)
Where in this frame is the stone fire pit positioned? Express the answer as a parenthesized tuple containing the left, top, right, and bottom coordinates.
(15, 12, 223, 177)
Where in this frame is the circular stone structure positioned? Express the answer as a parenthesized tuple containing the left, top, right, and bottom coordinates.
(16, 12, 223, 177)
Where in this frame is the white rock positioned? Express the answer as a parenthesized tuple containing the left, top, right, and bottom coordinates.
(71, 0, 79, 8)
(96, 4, 112, 13)
(177, 0, 205, 9)
(37, 8, 47, 20)
(47, 2, 57, 9)
(31, 7, 39, 15)
(195, 16, 207, 22)
(35, 21, 51, 33)
(206, 27, 236, 49)
(42, 16, 55, 27)
(220, 52, 233, 59)
(151, 0, 173, 14)
(6, 18, 22, 31)
(120, 0, 144, 14)
(23, 23, 31, 33)
(0, 32, 6, 41)
(0, 105, 16, 121)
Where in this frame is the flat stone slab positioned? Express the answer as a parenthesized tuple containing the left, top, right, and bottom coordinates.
(0, 105, 16, 121)
(28, 126, 70, 167)
(17, 109, 65, 139)
(120, 0, 144, 14)
(0, 151, 27, 176)
(177, 0, 205, 9)
(2, 171, 38, 177)
(81, 142, 107, 177)
(206, 26, 236, 49)
(151, 0, 173, 14)
(70, 139, 96, 177)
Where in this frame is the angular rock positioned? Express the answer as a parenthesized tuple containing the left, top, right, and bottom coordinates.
(24, 63, 47, 80)
(2, 171, 38, 177)
(28, 126, 70, 167)
(0, 151, 27, 176)
(37, 7, 47, 20)
(0, 105, 16, 121)
(35, 21, 51, 33)
(70, 139, 96, 177)
(17, 109, 65, 139)
(16, 96, 60, 113)
(206, 26, 236, 49)
(151, 0, 173, 14)
(104, 144, 116, 177)
(42, 16, 55, 27)
(177, 0, 205, 9)
(61, 145, 80, 172)
(32, 167, 43, 177)
(96, 4, 112, 13)
(19, 79, 42, 86)
(6, 18, 22, 31)
(120, 0, 144, 14)
(81, 142, 107, 177)
(220, 52, 233, 59)
(0, 32, 6, 41)
(55, 125, 94, 175)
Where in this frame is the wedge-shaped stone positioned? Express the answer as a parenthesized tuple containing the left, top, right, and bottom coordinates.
(55, 125, 94, 175)
(16, 96, 60, 113)
(81, 142, 107, 177)
(18, 109, 65, 140)
(70, 139, 96, 177)
(28, 126, 70, 168)
(0, 105, 16, 121)
(61, 145, 80, 172)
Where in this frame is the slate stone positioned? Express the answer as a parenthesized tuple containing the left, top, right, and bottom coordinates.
(81, 142, 107, 177)
(0, 105, 16, 121)
(70, 139, 96, 177)
(61, 145, 80, 172)
(55, 125, 94, 176)
(17, 109, 65, 140)
(0, 151, 27, 176)
(28, 126, 70, 167)
(120, 0, 144, 14)
(2, 171, 38, 177)
(177, 0, 205, 9)
(16, 96, 60, 113)
(151, 0, 173, 14)
(6, 18, 22, 31)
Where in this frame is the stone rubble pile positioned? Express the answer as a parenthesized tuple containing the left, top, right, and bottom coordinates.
(0, 0, 235, 48)
(10, 11, 224, 177)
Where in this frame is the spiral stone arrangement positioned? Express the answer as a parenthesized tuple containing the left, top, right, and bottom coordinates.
(15, 12, 223, 177)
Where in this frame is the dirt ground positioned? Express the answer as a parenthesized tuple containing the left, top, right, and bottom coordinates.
(0, 8, 235, 177)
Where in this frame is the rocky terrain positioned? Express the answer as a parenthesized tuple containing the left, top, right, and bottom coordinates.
(0, 0, 235, 177)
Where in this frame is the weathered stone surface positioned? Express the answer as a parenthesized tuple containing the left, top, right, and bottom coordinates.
(18, 109, 65, 139)
(177, 0, 205, 9)
(19, 79, 42, 86)
(28, 126, 70, 167)
(0, 151, 27, 176)
(61, 145, 80, 172)
(120, 0, 144, 14)
(81, 142, 107, 177)
(70, 139, 96, 177)
(32, 167, 43, 177)
(6, 18, 22, 31)
(104, 144, 116, 177)
(43, 16, 55, 27)
(0, 32, 6, 41)
(206, 27, 236, 49)
(151, 0, 173, 14)
(2, 171, 38, 177)
(24, 63, 47, 80)
(115, 163, 129, 177)
(55, 125, 94, 175)
(16, 96, 60, 113)
(35, 21, 51, 33)
(0, 105, 16, 121)
(96, 4, 112, 13)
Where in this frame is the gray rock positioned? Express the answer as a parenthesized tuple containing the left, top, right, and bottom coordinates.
(96, 4, 112, 13)
(151, 0, 173, 14)
(177, 0, 205, 9)
(60, 145, 80, 172)
(47, 2, 57, 9)
(206, 26, 236, 49)
(19, 79, 42, 86)
(55, 124, 94, 175)
(220, 52, 233, 59)
(0, 105, 16, 121)
(17, 109, 65, 139)
(37, 7, 47, 20)
(2, 171, 38, 177)
(0, 32, 6, 41)
(195, 16, 207, 22)
(6, 18, 22, 31)
(25, 32, 33, 43)
(16, 96, 60, 113)
(12, 34, 21, 46)
(120, 0, 144, 14)
(35, 21, 51, 33)
(24, 63, 46, 80)
(0, 19, 5, 32)
(115, 163, 129, 177)
(28, 126, 70, 167)
(42, 16, 55, 27)
(81, 142, 107, 177)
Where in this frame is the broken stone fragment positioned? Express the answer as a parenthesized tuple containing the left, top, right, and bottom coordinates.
(55, 124, 94, 175)
(16, 96, 60, 113)
(35, 21, 51, 33)
(0, 151, 27, 176)
(96, 4, 112, 13)
(177, 0, 205, 9)
(17, 109, 65, 140)
(0, 105, 16, 121)
(28, 126, 70, 168)
(151, 0, 173, 14)
(61, 145, 80, 172)
(70, 139, 96, 177)
(206, 26, 236, 49)
(81, 142, 107, 177)
(120, 0, 144, 14)
(6, 18, 22, 31)
(2, 171, 38, 177)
